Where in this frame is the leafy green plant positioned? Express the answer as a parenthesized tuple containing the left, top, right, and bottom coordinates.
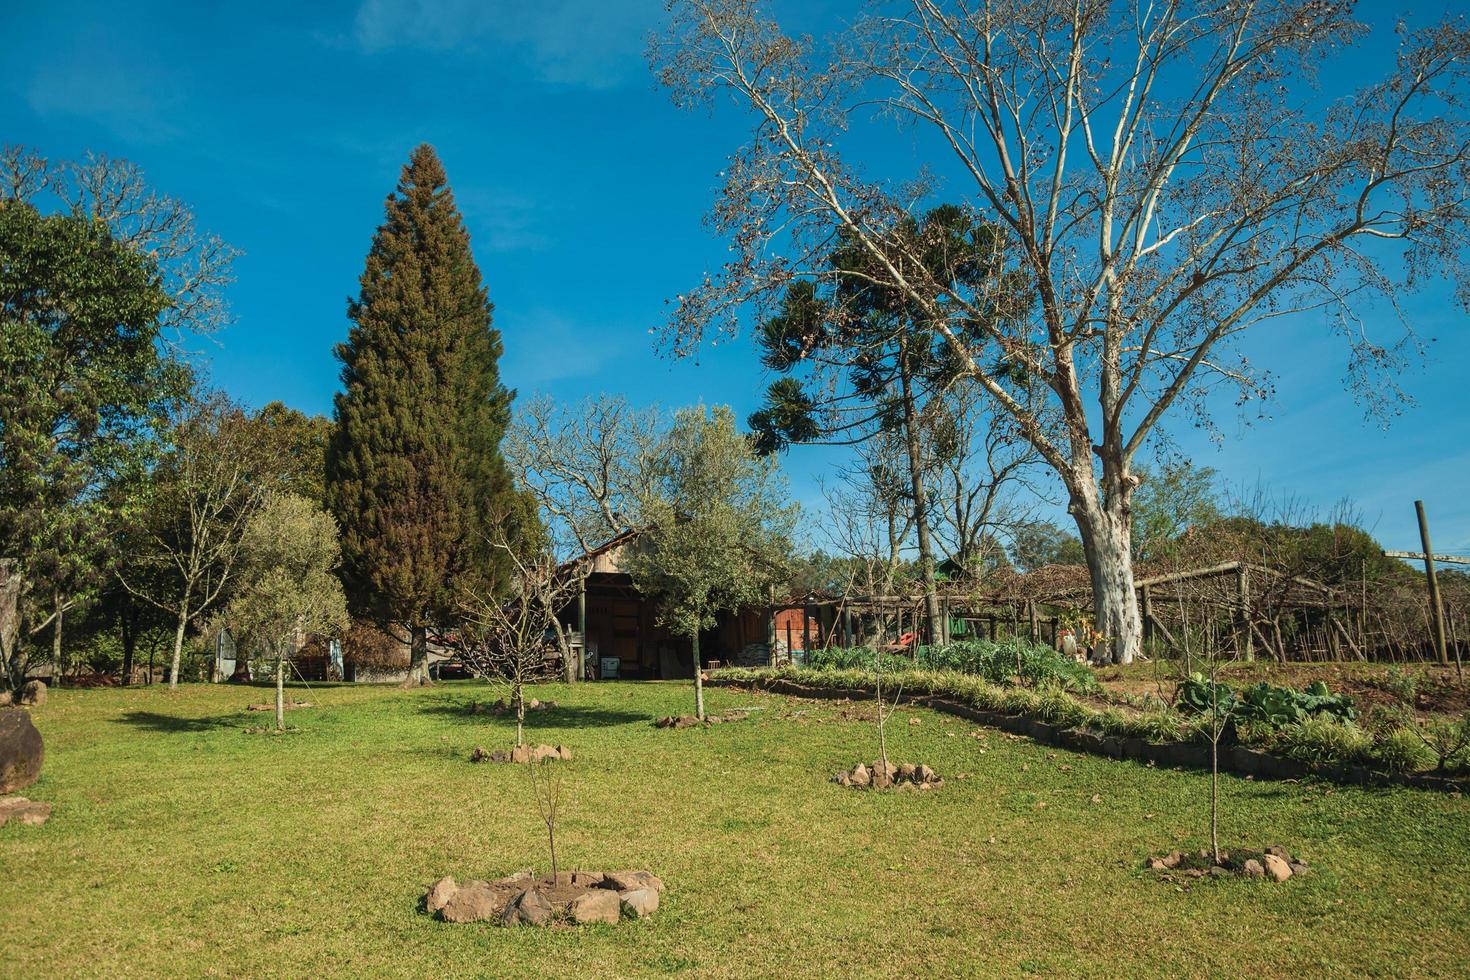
(1371, 727, 1435, 775)
(1278, 716, 1372, 765)
(1176, 676, 1356, 728)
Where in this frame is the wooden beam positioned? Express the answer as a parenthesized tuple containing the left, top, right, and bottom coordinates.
(1384, 550, 1470, 566)
(1416, 501, 1451, 667)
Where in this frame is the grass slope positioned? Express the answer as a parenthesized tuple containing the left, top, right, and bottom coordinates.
(3, 680, 1468, 978)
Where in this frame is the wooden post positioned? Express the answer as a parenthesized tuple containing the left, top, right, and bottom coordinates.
(575, 581, 587, 682)
(766, 601, 777, 667)
(1140, 585, 1154, 646)
(1416, 500, 1450, 666)
(1236, 564, 1253, 662)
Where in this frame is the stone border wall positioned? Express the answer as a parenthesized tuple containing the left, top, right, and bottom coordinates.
(708, 676, 1468, 794)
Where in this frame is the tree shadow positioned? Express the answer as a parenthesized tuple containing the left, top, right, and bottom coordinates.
(114, 711, 240, 733)
(416, 699, 648, 730)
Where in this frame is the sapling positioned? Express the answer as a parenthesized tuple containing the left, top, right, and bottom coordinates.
(528, 756, 564, 882)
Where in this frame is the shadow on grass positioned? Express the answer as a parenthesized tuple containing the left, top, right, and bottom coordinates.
(114, 711, 240, 733)
(416, 699, 648, 730)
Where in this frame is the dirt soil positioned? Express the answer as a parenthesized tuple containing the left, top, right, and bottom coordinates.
(1094, 662, 1470, 717)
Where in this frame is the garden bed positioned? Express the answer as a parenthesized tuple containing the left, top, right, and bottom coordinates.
(709, 670, 1468, 792)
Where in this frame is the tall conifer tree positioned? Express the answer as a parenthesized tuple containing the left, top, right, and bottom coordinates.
(326, 144, 519, 683)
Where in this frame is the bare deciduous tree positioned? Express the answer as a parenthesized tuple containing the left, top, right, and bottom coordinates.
(120, 393, 272, 689)
(459, 539, 582, 747)
(505, 394, 668, 559)
(653, 1, 1470, 664)
(1, 145, 238, 349)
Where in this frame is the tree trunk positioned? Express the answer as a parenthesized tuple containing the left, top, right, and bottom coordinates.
(514, 676, 525, 747)
(897, 344, 944, 647)
(51, 591, 64, 687)
(120, 596, 137, 686)
(168, 596, 190, 690)
(1, 560, 24, 693)
(1072, 497, 1143, 664)
(693, 631, 705, 720)
(275, 647, 285, 732)
(408, 623, 431, 686)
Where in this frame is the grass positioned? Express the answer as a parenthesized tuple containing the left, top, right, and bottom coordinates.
(4, 680, 1469, 978)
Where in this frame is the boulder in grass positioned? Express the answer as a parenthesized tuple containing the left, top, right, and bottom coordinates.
(0, 708, 44, 794)
(501, 888, 554, 927)
(620, 887, 659, 919)
(570, 888, 621, 925)
(0, 795, 51, 827)
(426, 875, 458, 913)
(440, 880, 504, 923)
(18, 681, 45, 707)
(1242, 859, 1265, 878)
(605, 870, 665, 894)
(1262, 853, 1293, 882)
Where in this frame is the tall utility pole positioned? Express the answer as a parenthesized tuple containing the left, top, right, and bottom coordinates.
(1415, 500, 1449, 667)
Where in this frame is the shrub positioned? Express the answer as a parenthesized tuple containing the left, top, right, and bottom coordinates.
(1176, 676, 1356, 728)
(1371, 727, 1435, 775)
(1035, 688, 1091, 728)
(1278, 716, 1372, 765)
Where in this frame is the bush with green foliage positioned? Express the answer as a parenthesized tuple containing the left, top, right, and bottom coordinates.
(1176, 674, 1356, 728)
(1276, 716, 1373, 765)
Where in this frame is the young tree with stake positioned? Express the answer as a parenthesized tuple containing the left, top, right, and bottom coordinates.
(216, 493, 349, 731)
(624, 406, 797, 720)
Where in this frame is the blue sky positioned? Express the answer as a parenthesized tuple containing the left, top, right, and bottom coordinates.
(4, 0, 1467, 555)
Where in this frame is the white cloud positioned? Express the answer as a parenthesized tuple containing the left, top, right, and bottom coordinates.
(350, 0, 661, 88)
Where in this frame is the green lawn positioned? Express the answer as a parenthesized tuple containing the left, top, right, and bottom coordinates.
(4, 679, 1469, 978)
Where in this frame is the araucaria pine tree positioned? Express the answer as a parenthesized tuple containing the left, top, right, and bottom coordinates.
(326, 144, 521, 683)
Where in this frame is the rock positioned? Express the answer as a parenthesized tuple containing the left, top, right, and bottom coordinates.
(425, 875, 459, 913)
(1262, 853, 1293, 882)
(1161, 851, 1184, 869)
(18, 681, 45, 707)
(1208, 866, 1229, 877)
(1289, 861, 1310, 876)
(1147, 858, 1167, 870)
(0, 691, 10, 707)
(440, 880, 503, 923)
(916, 764, 938, 784)
(620, 887, 659, 918)
(0, 795, 51, 827)
(834, 772, 851, 786)
(510, 744, 531, 764)
(469, 747, 488, 763)
(1264, 845, 1293, 863)
(1243, 859, 1265, 878)
(871, 759, 897, 781)
(850, 763, 871, 787)
(572, 871, 605, 887)
(908, 717, 921, 726)
(501, 888, 554, 927)
(492, 870, 534, 887)
(605, 870, 664, 894)
(897, 763, 917, 781)
(0, 708, 44, 794)
(557, 745, 573, 761)
(570, 888, 621, 925)
(528, 699, 541, 709)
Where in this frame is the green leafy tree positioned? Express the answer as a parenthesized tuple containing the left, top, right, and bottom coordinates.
(326, 144, 525, 683)
(1131, 461, 1221, 563)
(217, 493, 349, 730)
(749, 209, 1029, 645)
(1009, 522, 1086, 573)
(256, 402, 332, 507)
(0, 198, 184, 691)
(625, 405, 798, 719)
